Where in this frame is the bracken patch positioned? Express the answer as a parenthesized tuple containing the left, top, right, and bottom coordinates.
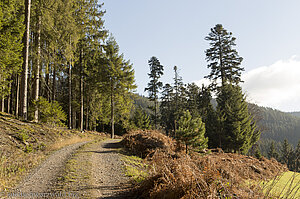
(122, 130, 288, 199)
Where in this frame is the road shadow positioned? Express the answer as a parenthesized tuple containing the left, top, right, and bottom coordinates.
(102, 140, 122, 149)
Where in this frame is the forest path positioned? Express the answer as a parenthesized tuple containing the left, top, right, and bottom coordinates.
(14, 141, 89, 198)
(88, 139, 132, 198)
(11, 139, 132, 199)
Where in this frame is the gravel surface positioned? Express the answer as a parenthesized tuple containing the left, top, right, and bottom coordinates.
(12, 141, 89, 198)
(88, 139, 131, 198)
(7, 139, 132, 199)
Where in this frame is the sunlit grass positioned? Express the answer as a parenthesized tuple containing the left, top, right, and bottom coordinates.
(262, 171, 300, 198)
(121, 155, 149, 183)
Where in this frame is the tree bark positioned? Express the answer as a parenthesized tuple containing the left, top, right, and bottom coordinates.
(85, 92, 89, 130)
(45, 65, 50, 101)
(1, 98, 4, 112)
(15, 75, 20, 117)
(154, 99, 157, 129)
(7, 82, 11, 113)
(21, 0, 31, 120)
(68, 60, 72, 129)
(52, 64, 56, 101)
(80, 48, 84, 132)
(111, 81, 114, 139)
(34, 13, 41, 122)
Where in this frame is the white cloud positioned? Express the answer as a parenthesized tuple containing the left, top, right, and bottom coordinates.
(193, 56, 300, 112)
(242, 56, 300, 112)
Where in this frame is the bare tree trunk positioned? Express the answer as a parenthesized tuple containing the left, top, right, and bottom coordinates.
(111, 80, 114, 139)
(1, 98, 4, 112)
(15, 75, 20, 117)
(21, 0, 31, 120)
(72, 110, 76, 129)
(34, 13, 41, 122)
(7, 82, 11, 113)
(154, 99, 157, 129)
(68, 60, 72, 129)
(52, 65, 56, 101)
(85, 93, 89, 130)
(80, 48, 83, 132)
(45, 65, 50, 101)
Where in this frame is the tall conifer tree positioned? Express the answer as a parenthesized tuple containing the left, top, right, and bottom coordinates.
(145, 56, 164, 129)
(216, 84, 260, 154)
(103, 37, 136, 138)
(205, 24, 243, 89)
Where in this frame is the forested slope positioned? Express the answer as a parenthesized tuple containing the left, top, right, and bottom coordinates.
(257, 107, 300, 147)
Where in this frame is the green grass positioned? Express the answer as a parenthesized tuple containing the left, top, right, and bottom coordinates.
(262, 171, 300, 198)
(121, 155, 149, 183)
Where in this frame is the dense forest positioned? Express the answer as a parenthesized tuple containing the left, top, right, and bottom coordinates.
(0, 0, 136, 138)
(1, 0, 299, 171)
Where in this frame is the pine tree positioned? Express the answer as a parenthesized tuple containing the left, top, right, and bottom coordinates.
(177, 110, 208, 153)
(0, 0, 24, 113)
(172, 66, 186, 136)
(103, 37, 136, 138)
(196, 85, 221, 149)
(267, 141, 279, 160)
(145, 56, 164, 129)
(294, 140, 300, 172)
(280, 139, 293, 166)
(131, 107, 150, 130)
(205, 24, 243, 89)
(160, 83, 175, 135)
(216, 84, 260, 154)
(186, 83, 200, 118)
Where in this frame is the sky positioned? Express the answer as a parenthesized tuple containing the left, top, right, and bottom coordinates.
(101, 0, 300, 112)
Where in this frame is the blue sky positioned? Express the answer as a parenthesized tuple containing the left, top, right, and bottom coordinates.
(101, 0, 300, 112)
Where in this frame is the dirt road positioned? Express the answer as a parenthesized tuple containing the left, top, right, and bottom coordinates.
(8, 139, 131, 199)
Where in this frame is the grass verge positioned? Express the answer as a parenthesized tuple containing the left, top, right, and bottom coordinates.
(121, 154, 149, 183)
(261, 171, 300, 198)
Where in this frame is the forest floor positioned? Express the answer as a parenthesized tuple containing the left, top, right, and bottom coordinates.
(6, 139, 133, 199)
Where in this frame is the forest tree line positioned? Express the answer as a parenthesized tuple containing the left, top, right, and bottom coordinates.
(0, 0, 136, 138)
(140, 24, 261, 155)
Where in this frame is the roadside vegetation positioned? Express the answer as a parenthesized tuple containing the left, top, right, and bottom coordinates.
(0, 112, 107, 191)
(121, 130, 294, 198)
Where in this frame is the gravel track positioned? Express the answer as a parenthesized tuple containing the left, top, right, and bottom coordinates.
(7, 139, 132, 199)
(12, 141, 89, 198)
(88, 139, 131, 198)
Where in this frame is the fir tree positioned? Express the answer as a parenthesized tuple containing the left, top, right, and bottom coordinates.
(145, 56, 164, 129)
(103, 37, 136, 138)
(216, 84, 260, 154)
(197, 85, 220, 149)
(205, 24, 244, 89)
(177, 110, 208, 153)
(131, 106, 150, 130)
(268, 141, 279, 160)
(280, 139, 293, 166)
(186, 83, 200, 118)
(0, 0, 24, 112)
(160, 83, 175, 135)
(294, 140, 300, 172)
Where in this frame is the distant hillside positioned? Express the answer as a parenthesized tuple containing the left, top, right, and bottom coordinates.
(250, 106, 300, 147)
(287, 111, 300, 118)
(132, 94, 154, 115)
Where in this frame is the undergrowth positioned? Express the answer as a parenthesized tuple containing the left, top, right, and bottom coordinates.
(122, 130, 289, 199)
